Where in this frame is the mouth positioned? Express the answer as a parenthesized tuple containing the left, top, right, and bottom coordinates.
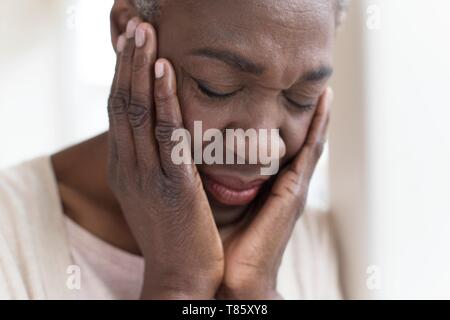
(201, 172, 267, 206)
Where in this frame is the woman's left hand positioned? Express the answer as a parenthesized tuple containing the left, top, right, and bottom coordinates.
(216, 88, 333, 300)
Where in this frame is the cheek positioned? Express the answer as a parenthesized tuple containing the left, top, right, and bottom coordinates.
(282, 113, 315, 162)
(177, 80, 228, 136)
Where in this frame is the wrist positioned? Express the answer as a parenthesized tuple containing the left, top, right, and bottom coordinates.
(140, 267, 222, 300)
(217, 287, 282, 300)
(217, 277, 281, 300)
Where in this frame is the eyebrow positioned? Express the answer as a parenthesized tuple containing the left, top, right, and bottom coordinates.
(190, 48, 266, 75)
(190, 47, 333, 82)
(303, 66, 334, 82)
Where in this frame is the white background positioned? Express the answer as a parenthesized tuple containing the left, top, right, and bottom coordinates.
(331, 0, 450, 299)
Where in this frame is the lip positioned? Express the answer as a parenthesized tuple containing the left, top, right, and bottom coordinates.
(201, 173, 267, 206)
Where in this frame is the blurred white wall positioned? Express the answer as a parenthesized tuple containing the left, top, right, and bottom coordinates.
(0, 0, 114, 168)
(331, 0, 450, 299)
(0, 0, 63, 168)
(330, 0, 370, 299)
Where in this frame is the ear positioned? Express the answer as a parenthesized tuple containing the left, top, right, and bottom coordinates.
(110, 0, 139, 51)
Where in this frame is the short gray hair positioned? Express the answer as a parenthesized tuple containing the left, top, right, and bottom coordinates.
(134, 0, 161, 21)
(135, 0, 349, 26)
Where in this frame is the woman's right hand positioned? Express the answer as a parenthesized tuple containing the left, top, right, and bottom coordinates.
(106, 18, 224, 300)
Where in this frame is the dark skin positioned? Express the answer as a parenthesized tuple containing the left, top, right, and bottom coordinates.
(52, 0, 335, 299)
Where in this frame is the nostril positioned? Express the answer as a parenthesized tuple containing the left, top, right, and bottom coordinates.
(268, 130, 287, 160)
(223, 128, 286, 164)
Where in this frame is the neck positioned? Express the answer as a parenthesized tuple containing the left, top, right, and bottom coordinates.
(52, 132, 142, 255)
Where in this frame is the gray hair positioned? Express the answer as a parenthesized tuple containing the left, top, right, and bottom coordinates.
(135, 0, 349, 26)
(134, 0, 161, 21)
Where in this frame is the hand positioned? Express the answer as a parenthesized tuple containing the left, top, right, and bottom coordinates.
(216, 88, 333, 300)
(107, 18, 224, 300)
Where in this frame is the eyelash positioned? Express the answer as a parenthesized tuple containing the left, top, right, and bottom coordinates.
(196, 81, 239, 99)
(285, 96, 315, 112)
(195, 78, 315, 111)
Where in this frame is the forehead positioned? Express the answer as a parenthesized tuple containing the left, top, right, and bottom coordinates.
(159, 0, 335, 83)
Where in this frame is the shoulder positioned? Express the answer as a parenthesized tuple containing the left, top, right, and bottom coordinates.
(277, 207, 342, 300)
(0, 156, 59, 251)
(0, 156, 57, 230)
(0, 156, 53, 194)
(0, 156, 55, 194)
(0, 156, 63, 299)
(0, 156, 64, 263)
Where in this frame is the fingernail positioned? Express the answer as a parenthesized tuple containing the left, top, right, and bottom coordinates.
(126, 19, 138, 39)
(327, 87, 334, 103)
(135, 26, 146, 48)
(155, 60, 165, 79)
(117, 35, 126, 53)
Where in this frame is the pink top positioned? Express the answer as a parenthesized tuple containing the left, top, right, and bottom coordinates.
(64, 216, 145, 300)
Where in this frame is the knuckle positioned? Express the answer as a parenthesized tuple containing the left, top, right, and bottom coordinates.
(157, 176, 184, 206)
(284, 175, 308, 210)
(143, 170, 196, 216)
(108, 91, 129, 115)
(127, 101, 150, 128)
(154, 90, 176, 106)
(155, 122, 177, 144)
(283, 171, 304, 197)
(164, 164, 189, 183)
(161, 182, 180, 203)
(130, 93, 151, 107)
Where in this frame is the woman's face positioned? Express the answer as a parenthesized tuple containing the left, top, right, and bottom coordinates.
(155, 0, 335, 224)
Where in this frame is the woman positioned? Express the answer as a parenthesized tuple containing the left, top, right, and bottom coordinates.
(0, 0, 346, 299)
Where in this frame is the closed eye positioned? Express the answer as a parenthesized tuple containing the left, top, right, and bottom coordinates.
(195, 79, 240, 99)
(285, 96, 315, 112)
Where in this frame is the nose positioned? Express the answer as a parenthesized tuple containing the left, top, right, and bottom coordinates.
(225, 101, 287, 164)
(258, 128, 287, 159)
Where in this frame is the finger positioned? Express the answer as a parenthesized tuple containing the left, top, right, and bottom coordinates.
(108, 33, 134, 170)
(114, 17, 139, 97)
(107, 34, 126, 164)
(129, 22, 158, 172)
(153, 59, 191, 178)
(238, 88, 333, 265)
(266, 87, 333, 210)
(290, 87, 333, 183)
(108, 18, 141, 170)
(110, 17, 140, 95)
